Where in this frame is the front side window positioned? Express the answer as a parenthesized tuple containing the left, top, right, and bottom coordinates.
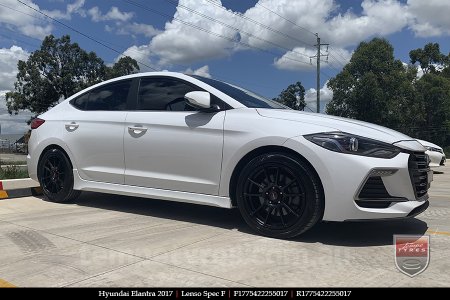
(138, 77, 198, 111)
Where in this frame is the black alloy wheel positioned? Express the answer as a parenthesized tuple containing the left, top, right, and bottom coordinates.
(38, 148, 80, 203)
(236, 152, 324, 238)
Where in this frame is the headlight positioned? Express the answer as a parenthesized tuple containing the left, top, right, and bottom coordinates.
(304, 132, 400, 159)
(425, 146, 432, 151)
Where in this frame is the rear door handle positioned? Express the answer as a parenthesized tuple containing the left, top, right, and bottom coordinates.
(128, 126, 148, 134)
(65, 122, 79, 131)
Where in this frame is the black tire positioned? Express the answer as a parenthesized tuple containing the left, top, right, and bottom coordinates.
(235, 152, 324, 238)
(38, 148, 81, 203)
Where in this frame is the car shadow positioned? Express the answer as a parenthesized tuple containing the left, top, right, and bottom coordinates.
(73, 191, 429, 247)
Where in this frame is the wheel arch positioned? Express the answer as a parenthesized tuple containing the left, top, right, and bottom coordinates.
(228, 145, 324, 207)
(37, 144, 74, 178)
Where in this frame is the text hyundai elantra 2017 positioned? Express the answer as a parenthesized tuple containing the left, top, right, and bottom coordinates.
(28, 72, 432, 238)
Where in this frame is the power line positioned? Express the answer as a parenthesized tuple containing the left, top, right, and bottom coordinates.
(0, 33, 41, 49)
(0, 2, 46, 21)
(122, 0, 312, 66)
(16, 0, 159, 71)
(164, 0, 312, 59)
(330, 46, 350, 64)
(203, 0, 315, 48)
(255, 2, 317, 37)
(1, 2, 174, 70)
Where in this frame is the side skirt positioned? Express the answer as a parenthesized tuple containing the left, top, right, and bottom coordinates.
(72, 170, 232, 209)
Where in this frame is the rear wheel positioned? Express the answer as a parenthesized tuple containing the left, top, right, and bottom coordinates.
(38, 148, 80, 203)
(236, 152, 323, 238)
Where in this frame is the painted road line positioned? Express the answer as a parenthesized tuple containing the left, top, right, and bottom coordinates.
(0, 279, 15, 287)
(426, 230, 450, 236)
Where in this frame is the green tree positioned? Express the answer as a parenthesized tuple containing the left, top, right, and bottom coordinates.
(326, 38, 416, 128)
(6, 34, 139, 117)
(273, 81, 306, 110)
(412, 74, 450, 145)
(106, 56, 139, 79)
(409, 43, 447, 74)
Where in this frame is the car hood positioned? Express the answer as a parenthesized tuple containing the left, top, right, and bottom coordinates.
(416, 139, 443, 150)
(256, 108, 421, 146)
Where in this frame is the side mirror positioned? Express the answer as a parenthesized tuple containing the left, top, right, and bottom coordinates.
(185, 91, 212, 110)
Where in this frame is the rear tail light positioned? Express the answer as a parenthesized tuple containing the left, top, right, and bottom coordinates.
(30, 118, 45, 129)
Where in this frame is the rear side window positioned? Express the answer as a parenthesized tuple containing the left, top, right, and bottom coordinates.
(137, 77, 197, 111)
(70, 80, 132, 111)
(72, 93, 89, 109)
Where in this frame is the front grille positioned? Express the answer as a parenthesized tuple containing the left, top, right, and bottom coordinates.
(440, 157, 446, 166)
(408, 152, 430, 200)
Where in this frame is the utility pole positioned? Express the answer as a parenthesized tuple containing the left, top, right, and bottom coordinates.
(310, 33, 328, 113)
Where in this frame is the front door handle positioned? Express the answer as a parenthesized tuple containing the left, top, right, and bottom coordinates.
(65, 122, 79, 131)
(128, 126, 148, 134)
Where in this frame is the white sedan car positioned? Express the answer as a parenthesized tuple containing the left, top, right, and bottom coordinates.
(417, 139, 446, 168)
(28, 72, 432, 238)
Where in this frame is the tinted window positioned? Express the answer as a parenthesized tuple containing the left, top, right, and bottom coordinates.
(84, 80, 131, 111)
(71, 93, 89, 110)
(138, 77, 198, 111)
(191, 75, 288, 109)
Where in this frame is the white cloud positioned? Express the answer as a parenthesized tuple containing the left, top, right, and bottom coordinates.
(149, 0, 236, 66)
(43, 0, 86, 20)
(183, 65, 212, 78)
(273, 47, 316, 71)
(304, 81, 333, 113)
(0, 46, 30, 91)
(122, 45, 155, 71)
(407, 0, 450, 37)
(116, 22, 161, 38)
(0, 0, 53, 39)
(118, 0, 450, 71)
(0, 91, 33, 134)
(0, 47, 32, 134)
(88, 6, 134, 22)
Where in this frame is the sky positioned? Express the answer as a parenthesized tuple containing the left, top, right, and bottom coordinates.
(0, 0, 449, 134)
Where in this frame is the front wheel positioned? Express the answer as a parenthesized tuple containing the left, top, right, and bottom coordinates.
(38, 148, 80, 203)
(235, 152, 324, 238)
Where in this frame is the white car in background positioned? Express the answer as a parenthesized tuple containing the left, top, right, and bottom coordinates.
(27, 72, 432, 238)
(417, 139, 446, 168)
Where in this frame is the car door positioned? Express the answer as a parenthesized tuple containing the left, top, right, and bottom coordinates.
(124, 76, 225, 195)
(64, 79, 134, 184)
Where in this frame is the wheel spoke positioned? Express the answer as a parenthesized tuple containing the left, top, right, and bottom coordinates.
(250, 203, 265, 216)
(281, 179, 296, 190)
(263, 168, 271, 184)
(263, 206, 275, 226)
(284, 193, 303, 198)
(248, 178, 264, 189)
(279, 206, 286, 228)
(274, 167, 279, 185)
(244, 193, 262, 197)
(281, 202, 299, 218)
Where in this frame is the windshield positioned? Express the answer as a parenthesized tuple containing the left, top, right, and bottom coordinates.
(191, 75, 289, 109)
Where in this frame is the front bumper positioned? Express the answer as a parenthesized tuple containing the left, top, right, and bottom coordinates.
(284, 136, 431, 222)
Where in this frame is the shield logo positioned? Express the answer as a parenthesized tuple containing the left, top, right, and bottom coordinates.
(394, 235, 430, 277)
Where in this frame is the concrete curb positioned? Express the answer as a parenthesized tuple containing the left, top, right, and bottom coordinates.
(0, 178, 42, 200)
